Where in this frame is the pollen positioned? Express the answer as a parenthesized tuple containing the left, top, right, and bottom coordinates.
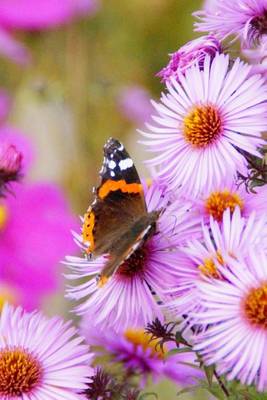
(243, 283, 267, 329)
(205, 190, 244, 222)
(198, 253, 223, 279)
(124, 328, 166, 359)
(183, 104, 222, 148)
(0, 347, 42, 396)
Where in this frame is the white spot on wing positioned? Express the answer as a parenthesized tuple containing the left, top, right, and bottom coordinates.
(110, 171, 115, 177)
(108, 160, 116, 169)
(119, 158, 133, 170)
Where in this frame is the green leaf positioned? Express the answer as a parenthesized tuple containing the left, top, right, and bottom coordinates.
(168, 347, 193, 356)
(175, 331, 189, 346)
(204, 364, 215, 386)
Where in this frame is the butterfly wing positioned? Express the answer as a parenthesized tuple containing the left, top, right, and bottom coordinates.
(82, 138, 147, 257)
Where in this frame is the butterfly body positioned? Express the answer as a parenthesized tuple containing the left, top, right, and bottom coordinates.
(82, 138, 161, 278)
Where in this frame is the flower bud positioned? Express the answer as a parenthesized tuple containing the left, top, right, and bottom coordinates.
(157, 35, 222, 83)
(0, 142, 23, 195)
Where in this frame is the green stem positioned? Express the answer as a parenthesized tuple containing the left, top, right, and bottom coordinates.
(213, 370, 230, 398)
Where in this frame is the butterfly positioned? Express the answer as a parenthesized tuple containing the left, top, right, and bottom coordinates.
(82, 137, 161, 278)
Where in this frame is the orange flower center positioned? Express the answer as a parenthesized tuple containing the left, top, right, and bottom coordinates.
(198, 252, 224, 279)
(0, 347, 42, 396)
(124, 328, 166, 359)
(243, 283, 267, 329)
(183, 104, 222, 148)
(205, 190, 244, 222)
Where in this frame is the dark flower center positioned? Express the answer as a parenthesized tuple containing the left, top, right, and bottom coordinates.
(250, 11, 267, 43)
(0, 347, 42, 396)
(116, 246, 147, 278)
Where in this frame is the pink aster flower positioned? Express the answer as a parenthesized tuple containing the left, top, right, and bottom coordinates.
(203, 0, 217, 13)
(157, 35, 222, 83)
(193, 249, 267, 391)
(0, 303, 92, 399)
(118, 85, 154, 126)
(0, 0, 99, 31)
(0, 0, 100, 64)
(167, 208, 267, 321)
(188, 178, 267, 224)
(243, 40, 267, 81)
(66, 181, 201, 332)
(80, 317, 203, 386)
(0, 182, 78, 310)
(140, 54, 267, 196)
(0, 27, 30, 65)
(194, 0, 267, 46)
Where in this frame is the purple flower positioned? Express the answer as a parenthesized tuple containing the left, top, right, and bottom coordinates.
(66, 181, 201, 332)
(243, 40, 267, 81)
(0, 142, 22, 195)
(203, 0, 217, 13)
(0, 182, 78, 310)
(194, 0, 267, 46)
(81, 318, 203, 386)
(0, 303, 93, 399)
(118, 86, 154, 126)
(0, 0, 99, 31)
(0, 127, 34, 174)
(157, 35, 222, 83)
(0, 0, 100, 65)
(193, 249, 267, 391)
(140, 54, 267, 196)
(188, 178, 267, 223)
(167, 208, 267, 323)
(0, 27, 30, 65)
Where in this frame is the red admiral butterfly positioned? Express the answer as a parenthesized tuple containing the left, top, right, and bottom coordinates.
(82, 138, 161, 278)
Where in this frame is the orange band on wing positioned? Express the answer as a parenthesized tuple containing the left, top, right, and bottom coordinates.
(98, 179, 142, 199)
(82, 209, 95, 253)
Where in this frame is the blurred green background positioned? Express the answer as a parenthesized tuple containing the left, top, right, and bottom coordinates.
(0, 1, 211, 398)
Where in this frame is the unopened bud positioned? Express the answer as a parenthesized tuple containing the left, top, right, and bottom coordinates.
(0, 142, 23, 195)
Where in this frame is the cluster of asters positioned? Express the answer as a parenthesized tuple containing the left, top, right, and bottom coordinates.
(66, 0, 267, 396)
(1, 0, 267, 399)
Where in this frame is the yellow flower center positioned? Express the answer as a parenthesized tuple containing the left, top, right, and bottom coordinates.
(205, 190, 244, 222)
(198, 252, 224, 279)
(183, 104, 222, 148)
(124, 329, 166, 359)
(0, 347, 42, 396)
(0, 205, 8, 231)
(243, 283, 267, 329)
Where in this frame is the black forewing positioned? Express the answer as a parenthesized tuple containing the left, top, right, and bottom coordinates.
(89, 138, 147, 257)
